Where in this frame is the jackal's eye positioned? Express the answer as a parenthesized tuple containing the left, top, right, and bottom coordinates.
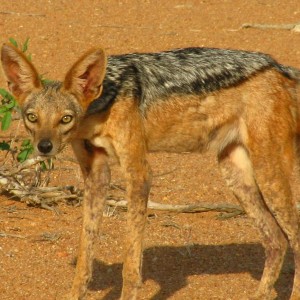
(61, 115, 73, 124)
(26, 113, 38, 123)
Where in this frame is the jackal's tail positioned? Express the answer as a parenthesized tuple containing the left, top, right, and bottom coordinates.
(282, 66, 300, 164)
(287, 66, 300, 136)
(276, 64, 300, 82)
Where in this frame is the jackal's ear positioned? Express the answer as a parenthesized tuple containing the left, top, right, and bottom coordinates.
(1, 44, 42, 104)
(63, 48, 107, 109)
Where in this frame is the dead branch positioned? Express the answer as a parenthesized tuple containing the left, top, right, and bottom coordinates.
(0, 232, 26, 239)
(0, 159, 244, 216)
(0, 157, 82, 209)
(106, 199, 244, 215)
(0, 11, 46, 17)
(242, 22, 300, 32)
(0, 158, 299, 217)
(109, 199, 247, 219)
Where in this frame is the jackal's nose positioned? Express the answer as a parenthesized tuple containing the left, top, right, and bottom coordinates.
(37, 139, 53, 154)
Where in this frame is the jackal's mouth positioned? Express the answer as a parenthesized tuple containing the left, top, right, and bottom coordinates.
(36, 152, 56, 158)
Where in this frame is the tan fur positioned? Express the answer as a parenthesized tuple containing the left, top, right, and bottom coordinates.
(1, 44, 300, 300)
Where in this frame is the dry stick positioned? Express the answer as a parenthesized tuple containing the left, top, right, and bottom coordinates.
(0, 157, 81, 210)
(0, 11, 46, 17)
(1, 174, 243, 215)
(0, 158, 299, 215)
(0, 158, 243, 214)
(241, 22, 300, 32)
(91, 24, 154, 29)
(0, 232, 26, 239)
(10, 156, 47, 174)
(105, 199, 244, 214)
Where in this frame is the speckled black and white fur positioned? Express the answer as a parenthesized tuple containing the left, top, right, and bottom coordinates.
(88, 47, 300, 114)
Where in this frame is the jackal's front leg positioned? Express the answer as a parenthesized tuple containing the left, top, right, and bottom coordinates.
(67, 143, 110, 300)
(121, 162, 151, 300)
(102, 99, 151, 299)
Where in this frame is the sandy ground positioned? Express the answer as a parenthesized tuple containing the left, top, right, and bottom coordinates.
(0, 1, 300, 299)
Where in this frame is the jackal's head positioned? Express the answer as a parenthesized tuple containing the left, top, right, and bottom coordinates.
(0, 44, 107, 156)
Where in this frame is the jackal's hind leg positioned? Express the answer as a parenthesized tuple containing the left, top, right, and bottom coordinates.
(218, 144, 288, 300)
(249, 140, 300, 300)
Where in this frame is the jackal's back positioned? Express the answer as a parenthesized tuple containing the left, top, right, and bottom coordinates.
(88, 47, 300, 114)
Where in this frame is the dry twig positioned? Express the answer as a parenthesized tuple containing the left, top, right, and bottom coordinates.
(0, 11, 45, 17)
(0, 157, 82, 209)
(0, 159, 244, 215)
(242, 22, 300, 32)
(105, 199, 244, 215)
(0, 232, 26, 239)
(0, 157, 299, 217)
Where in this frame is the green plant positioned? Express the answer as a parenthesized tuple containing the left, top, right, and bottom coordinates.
(9, 37, 31, 60)
(0, 88, 16, 131)
(0, 38, 34, 162)
(0, 38, 54, 169)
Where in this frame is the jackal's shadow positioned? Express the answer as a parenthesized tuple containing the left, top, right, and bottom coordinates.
(89, 243, 294, 299)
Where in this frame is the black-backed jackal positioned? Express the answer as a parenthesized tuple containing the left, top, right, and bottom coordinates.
(1, 44, 300, 299)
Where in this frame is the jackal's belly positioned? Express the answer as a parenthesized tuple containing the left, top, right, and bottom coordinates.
(145, 119, 240, 153)
(144, 95, 241, 153)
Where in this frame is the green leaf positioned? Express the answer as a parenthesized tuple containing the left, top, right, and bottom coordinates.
(0, 88, 9, 98)
(40, 158, 54, 170)
(0, 141, 10, 151)
(17, 140, 34, 162)
(1, 111, 12, 131)
(0, 100, 15, 111)
(5, 99, 16, 110)
(21, 139, 32, 147)
(41, 78, 53, 85)
(17, 148, 32, 162)
(0, 106, 8, 114)
(40, 161, 47, 170)
(17, 139, 34, 162)
(9, 38, 18, 48)
(0, 88, 15, 102)
(22, 38, 30, 53)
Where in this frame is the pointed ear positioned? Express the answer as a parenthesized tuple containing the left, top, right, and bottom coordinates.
(63, 48, 107, 109)
(1, 44, 42, 104)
